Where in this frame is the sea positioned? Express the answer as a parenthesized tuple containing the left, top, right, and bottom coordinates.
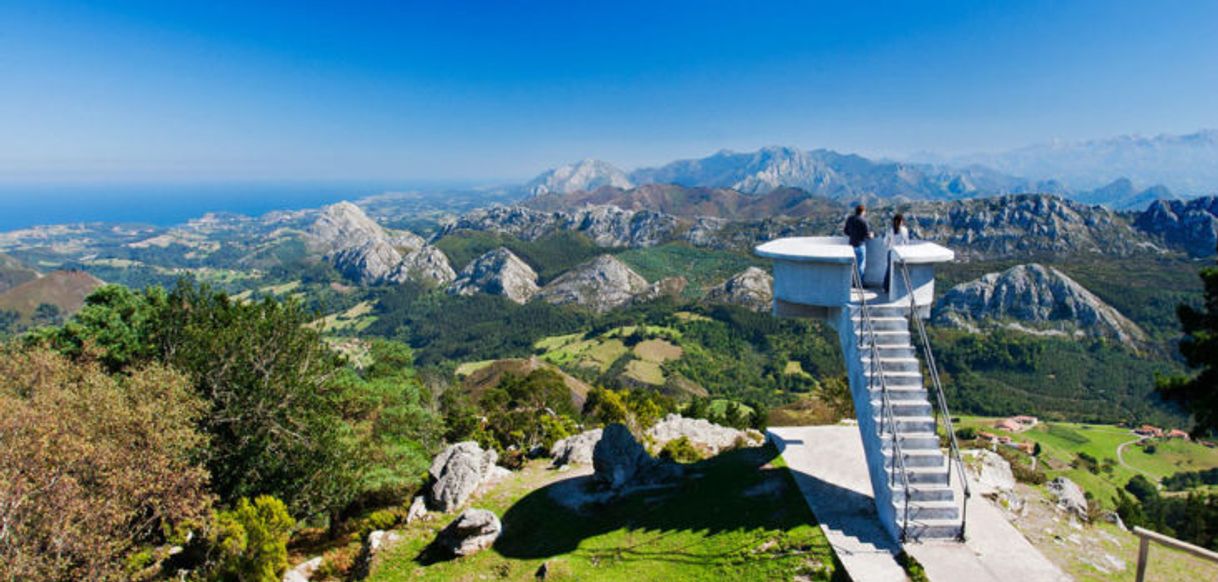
(0, 180, 470, 231)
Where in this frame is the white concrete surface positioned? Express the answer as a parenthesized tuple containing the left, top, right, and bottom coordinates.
(770, 425, 1071, 582)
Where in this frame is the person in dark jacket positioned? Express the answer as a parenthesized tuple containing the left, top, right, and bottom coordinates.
(843, 204, 873, 285)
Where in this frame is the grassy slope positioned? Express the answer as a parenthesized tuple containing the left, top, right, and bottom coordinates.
(369, 445, 841, 581)
(616, 243, 764, 298)
(0, 270, 104, 322)
(957, 416, 1218, 507)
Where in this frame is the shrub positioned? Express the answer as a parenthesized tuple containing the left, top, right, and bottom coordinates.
(212, 496, 295, 582)
(955, 426, 978, 440)
(659, 437, 705, 463)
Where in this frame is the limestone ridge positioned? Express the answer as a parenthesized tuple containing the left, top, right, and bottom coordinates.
(933, 263, 1147, 345)
(1134, 196, 1218, 257)
(449, 247, 540, 304)
(438, 204, 680, 248)
(525, 159, 635, 196)
(310, 202, 454, 286)
(704, 267, 773, 312)
(902, 194, 1162, 259)
(536, 255, 667, 313)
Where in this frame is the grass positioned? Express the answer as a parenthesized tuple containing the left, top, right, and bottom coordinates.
(633, 338, 683, 363)
(624, 359, 665, 385)
(310, 300, 377, 334)
(454, 360, 496, 377)
(615, 243, 764, 298)
(368, 445, 842, 581)
(956, 416, 1218, 506)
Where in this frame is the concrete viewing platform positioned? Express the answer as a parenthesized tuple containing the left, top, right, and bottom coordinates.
(770, 425, 1069, 582)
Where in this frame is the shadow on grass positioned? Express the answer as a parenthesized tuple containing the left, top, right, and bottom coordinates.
(480, 443, 849, 579)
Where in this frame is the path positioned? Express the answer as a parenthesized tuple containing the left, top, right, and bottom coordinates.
(1116, 436, 1154, 478)
(770, 425, 1070, 582)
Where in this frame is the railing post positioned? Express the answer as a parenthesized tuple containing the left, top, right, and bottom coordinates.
(1136, 535, 1150, 582)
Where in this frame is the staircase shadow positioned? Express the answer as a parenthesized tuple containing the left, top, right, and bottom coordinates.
(769, 430, 903, 555)
(488, 443, 847, 578)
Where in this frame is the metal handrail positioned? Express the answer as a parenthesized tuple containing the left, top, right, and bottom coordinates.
(898, 258, 971, 541)
(851, 259, 911, 542)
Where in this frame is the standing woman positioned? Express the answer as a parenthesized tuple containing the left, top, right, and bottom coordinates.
(883, 213, 911, 293)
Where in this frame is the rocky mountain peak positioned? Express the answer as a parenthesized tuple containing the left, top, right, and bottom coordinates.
(309, 201, 387, 253)
(536, 255, 651, 313)
(705, 267, 773, 312)
(525, 159, 634, 196)
(933, 263, 1146, 345)
(449, 248, 540, 304)
(1133, 196, 1218, 257)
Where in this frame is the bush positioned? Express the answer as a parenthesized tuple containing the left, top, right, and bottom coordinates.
(659, 437, 705, 463)
(212, 496, 295, 582)
(955, 426, 978, 440)
(994, 446, 1046, 485)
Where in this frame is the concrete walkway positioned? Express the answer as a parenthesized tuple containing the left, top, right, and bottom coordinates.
(770, 425, 1070, 582)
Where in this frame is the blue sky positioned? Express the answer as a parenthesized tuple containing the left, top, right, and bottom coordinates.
(1, 0, 1216, 183)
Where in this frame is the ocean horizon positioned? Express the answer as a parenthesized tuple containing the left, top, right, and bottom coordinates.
(0, 180, 473, 231)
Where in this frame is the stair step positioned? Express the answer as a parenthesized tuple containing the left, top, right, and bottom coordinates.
(894, 485, 957, 503)
(872, 415, 936, 433)
(891, 499, 961, 521)
(892, 466, 950, 485)
(864, 371, 923, 388)
(860, 356, 921, 372)
(902, 518, 964, 541)
(872, 388, 929, 401)
(850, 305, 910, 318)
(852, 317, 907, 331)
(883, 448, 945, 468)
(853, 329, 912, 345)
(860, 346, 916, 359)
(879, 432, 941, 450)
(872, 400, 932, 417)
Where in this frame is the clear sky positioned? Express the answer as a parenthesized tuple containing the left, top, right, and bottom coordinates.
(2, 0, 1216, 183)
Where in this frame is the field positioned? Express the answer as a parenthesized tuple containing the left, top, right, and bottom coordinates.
(956, 416, 1218, 506)
(310, 300, 377, 334)
(368, 445, 841, 581)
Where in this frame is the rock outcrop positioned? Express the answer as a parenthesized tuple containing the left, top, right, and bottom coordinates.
(1048, 476, 1089, 520)
(704, 267, 773, 312)
(427, 442, 501, 512)
(551, 428, 603, 466)
(449, 248, 540, 304)
(308, 201, 387, 253)
(537, 255, 651, 313)
(282, 556, 323, 582)
(645, 414, 764, 456)
(933, 263, 1146, 345)
(593, 423, 681, 491)
(964, 449, 1016, 495)
(1134, 196, 1218, 257)
(433, 509, 502, 557)
(384, 246, 457, 287)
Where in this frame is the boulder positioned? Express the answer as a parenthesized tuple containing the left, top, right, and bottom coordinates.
(282, 556, 323, 582)
(592, 423, 681, 491)
(964, 449, 1016, 495)
(434, 508, 502, 557)
(354, 530, 404, 578)
(551, 428, 603, 466)
(1048, 476, 1089, 519)
(428, 442, 500, 512)
(645, 414, 763, 456)
(406, 496, 427, 524)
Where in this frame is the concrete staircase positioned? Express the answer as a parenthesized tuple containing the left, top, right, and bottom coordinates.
(836, 302, 964, 542)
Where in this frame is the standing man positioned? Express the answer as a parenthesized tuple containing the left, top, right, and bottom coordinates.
(844, 204, 873, 285)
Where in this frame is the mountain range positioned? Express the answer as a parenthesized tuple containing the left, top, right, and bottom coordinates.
(520, 130, 1218, 210)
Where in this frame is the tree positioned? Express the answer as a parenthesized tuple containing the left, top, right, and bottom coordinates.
(1160, 261, 1218, 435)
(0, 347, 212, 581)
(31, 302, 62, 327)
(36, 284, 166, 370)
(0, 308, 18, 334)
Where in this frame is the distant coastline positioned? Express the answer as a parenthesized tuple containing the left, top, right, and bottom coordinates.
(0, 180, 462, 231)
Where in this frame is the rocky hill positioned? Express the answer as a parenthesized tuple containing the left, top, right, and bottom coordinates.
(449, 248, 540, 304)
(459, 356, 592, 410)
(933, 263, 1146, 345)
(1070, 178, 1176, 212)
(535, 255, 654, 313)
(312, 202, 454, 286)
(1134, 197, 1218, 257)
(704, 267, 773, 312)
(525, 184, 847, 221)
(438, 204, 680, 248)
(900, 194, 1162, 259)
(524, 159, 634, 196)
(0, 270, 105, 324)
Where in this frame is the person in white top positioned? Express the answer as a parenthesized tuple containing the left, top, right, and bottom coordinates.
(883, 213, 911, 293)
